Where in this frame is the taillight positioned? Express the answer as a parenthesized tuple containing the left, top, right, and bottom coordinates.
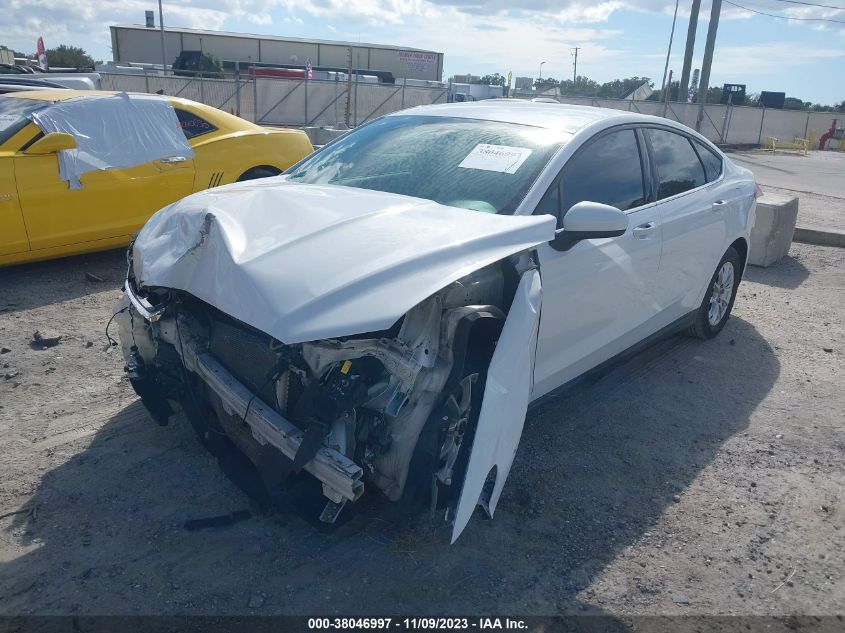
(754, 183, 763, 199)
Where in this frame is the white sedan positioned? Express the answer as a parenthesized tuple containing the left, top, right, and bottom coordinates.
(117, 100, 758, 542)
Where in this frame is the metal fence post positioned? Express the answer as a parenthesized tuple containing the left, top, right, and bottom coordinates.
(304, 78, 308, 126)
(662, 69, 672, 118)
(757, 107, 766, 146)
(354, 74, 359, 127)
(253, 76, 258, 123)
(401, 77, 406, 109)
(145, 69, 150, 93)
(200, 74, 205, 103)
(235, 62, 241, 117)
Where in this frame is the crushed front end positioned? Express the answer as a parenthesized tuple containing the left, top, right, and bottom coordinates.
(115, 254, 510, 523)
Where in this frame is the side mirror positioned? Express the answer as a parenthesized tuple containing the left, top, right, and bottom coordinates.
(25, 132, 77, 155)
(550, 201, 628, 251)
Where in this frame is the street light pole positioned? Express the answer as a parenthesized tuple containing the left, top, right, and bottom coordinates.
(660, 0, 680, 96)
(539, 61, 546, 81)
(572, 47, 580, 83)
(158, 0, 167, 74)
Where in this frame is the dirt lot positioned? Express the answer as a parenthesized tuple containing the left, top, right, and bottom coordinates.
(730, 150, 845, 233)
(0, 242, 842, 617)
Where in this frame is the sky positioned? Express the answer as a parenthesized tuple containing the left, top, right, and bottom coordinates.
(2, 0, 844, 105)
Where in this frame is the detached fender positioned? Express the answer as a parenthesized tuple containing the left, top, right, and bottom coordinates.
(451, 269, 542, 543)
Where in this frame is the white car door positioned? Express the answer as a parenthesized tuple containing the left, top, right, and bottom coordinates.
(643, 127, 729, 320)
(452, 269, 542, 543)
(531, 126, 664, 399)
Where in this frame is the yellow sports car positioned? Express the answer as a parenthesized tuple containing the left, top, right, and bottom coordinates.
(0, 90, 313, 266)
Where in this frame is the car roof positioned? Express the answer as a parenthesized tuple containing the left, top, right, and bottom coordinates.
(1, 89, 263, 134)
(396, 99, 676, 135)
(0, 89, 145, 102)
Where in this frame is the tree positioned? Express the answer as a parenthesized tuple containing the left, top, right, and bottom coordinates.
(196, 52, 222, 74)
(534, 76, 560, 91)
(783, 97, 810, 111)
(44, 45, 96, 69)
(648, 80, 681, 102)
(474, 73, 506, 86)
(597, 76, 653, 99)
(557, 76, 600, 97)
(700, 86, 723, 104)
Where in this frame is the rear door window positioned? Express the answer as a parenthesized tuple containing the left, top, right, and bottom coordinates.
(175, 108, 217, 139)
(648, 128, 706, 199)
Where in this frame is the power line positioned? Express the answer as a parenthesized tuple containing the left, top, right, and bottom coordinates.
(724, 0, 845, 22)
(766, 0, 845, 10)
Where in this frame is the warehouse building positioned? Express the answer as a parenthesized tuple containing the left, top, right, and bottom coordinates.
(109, 24, 444, 82)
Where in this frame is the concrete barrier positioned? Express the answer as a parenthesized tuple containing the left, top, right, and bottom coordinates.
(748, 193, 799, 267)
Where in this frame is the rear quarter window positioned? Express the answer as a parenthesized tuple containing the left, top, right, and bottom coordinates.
(693, 139, 723, 182)
(175, 108, 217, 139)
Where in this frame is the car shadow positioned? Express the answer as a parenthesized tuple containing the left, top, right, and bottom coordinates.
(0, 316, 778, 616)
(745, 254, 810, 290)
(0, 249, 127, 313)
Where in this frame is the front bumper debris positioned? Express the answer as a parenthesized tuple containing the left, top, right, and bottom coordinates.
(180, 340, 365, 504)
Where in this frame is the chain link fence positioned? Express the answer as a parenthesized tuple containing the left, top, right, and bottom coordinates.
(521, 95, 840, 148)
(98, 72, 837, 147)
(99, 71, 448, 129)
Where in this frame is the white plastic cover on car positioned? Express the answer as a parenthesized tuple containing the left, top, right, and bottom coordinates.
(451, 268, 542, 543)
(132, 178, 557, 345)
(29, 92, 193, 189)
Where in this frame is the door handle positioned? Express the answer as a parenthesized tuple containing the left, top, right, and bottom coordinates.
(159, 156, 187, 164)
(712, 199, 728, 211)
(633, 222, 657, 239)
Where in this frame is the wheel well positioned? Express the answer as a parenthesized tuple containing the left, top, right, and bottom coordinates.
(730, 237, 748, 273)
(446, 311, 504, 389)
(236, 165, 282, 181)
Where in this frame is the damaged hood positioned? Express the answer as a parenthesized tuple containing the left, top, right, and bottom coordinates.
(133, 179, 556, 344)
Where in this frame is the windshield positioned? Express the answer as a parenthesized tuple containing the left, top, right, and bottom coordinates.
(286, 115, 568, 214)
(0, 97, 47, 145)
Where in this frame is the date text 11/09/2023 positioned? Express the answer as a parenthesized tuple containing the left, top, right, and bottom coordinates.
(307, 618, 528, 630)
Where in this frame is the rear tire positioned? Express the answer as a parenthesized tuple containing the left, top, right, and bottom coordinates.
(687, 246, 741, 340)
(236, 166, 281, 181)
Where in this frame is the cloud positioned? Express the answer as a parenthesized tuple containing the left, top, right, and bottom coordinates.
(3, 0, 842, 58)
(2, 0, 842, 102)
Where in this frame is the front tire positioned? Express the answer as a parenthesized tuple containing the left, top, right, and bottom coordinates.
(403, 353, 488, 516)
(687, 246, 741, 339)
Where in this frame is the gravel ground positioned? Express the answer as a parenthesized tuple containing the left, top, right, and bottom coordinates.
(761, 186, 845, 234)
(0, 242, 842, 617)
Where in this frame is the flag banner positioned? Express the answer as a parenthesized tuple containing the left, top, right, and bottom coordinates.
(37, 36, 48, 71)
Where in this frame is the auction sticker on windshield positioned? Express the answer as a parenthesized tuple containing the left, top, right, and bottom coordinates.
(458, 143, 532, 174)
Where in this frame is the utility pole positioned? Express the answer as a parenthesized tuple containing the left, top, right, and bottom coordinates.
(660, 0, 680, 96)
(679, 0, 701, 102)
(344, 46, 352, 128)
(158, 0, 167, 74)
(695, 0, 722, 132)
(572, 47, 580, 83)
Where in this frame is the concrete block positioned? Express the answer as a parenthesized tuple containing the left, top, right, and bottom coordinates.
(302, 126, 348, 147)
(748, 193, 799, 267)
